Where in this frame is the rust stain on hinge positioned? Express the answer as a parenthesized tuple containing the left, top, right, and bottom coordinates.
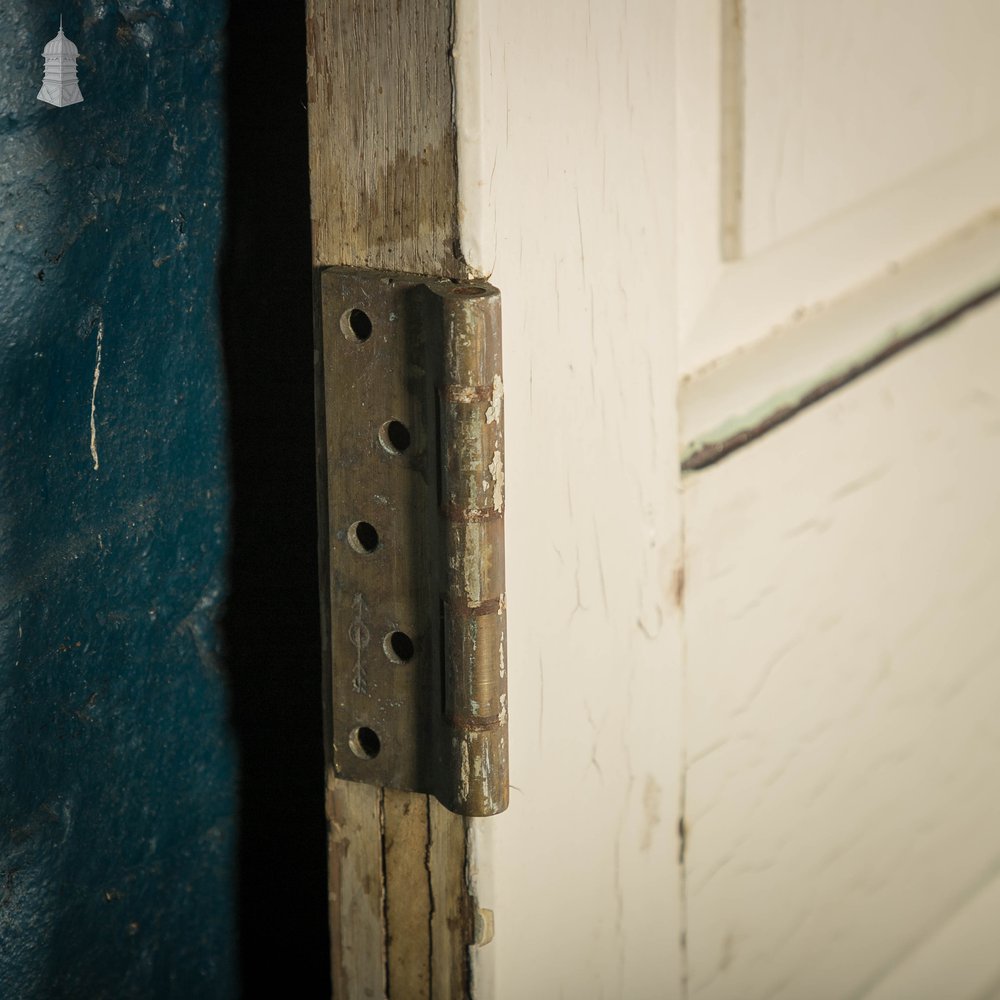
(320, 267, 508, 817)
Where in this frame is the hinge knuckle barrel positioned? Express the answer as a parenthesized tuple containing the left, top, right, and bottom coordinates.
(432, 283, 509, 816)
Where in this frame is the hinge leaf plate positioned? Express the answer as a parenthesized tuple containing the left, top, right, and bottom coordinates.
(320, 268, 508, 817)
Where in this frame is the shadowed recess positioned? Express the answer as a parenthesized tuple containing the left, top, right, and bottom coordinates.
(219, 2, 330, 995)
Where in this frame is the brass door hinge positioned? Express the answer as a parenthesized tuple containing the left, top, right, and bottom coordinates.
(319, 268, 508, 817)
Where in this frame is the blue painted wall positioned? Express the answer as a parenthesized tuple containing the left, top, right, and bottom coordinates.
(1, 3, 236, 995)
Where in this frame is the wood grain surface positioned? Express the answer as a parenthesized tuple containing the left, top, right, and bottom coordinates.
(306, 0, 466, 279)
(306, 2, 472, 996)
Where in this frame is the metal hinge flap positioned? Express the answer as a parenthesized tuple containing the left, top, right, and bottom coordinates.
(320, 267, 508, 817)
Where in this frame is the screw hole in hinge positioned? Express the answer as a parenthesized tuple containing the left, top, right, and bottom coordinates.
(378, 419, 411, 455)
(348, 520, 379, 554)
(383, 630, 415, 664)
(349, 726, 381, 759)
(341, 307, 373, 341)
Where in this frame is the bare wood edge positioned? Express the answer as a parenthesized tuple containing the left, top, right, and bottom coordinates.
(430, 797, 473, 996)
(306, 2, 476, 996)
(326, 777, 386, 998)
(305, 0, 468, 279)
(383, 790, 432, 998)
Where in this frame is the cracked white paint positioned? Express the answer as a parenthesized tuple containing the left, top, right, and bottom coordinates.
(456, 5, 1000, 1000)
(89, 317, 103, 471)
(741, 0, 1000, 256)
(485, 374, 503, 424)
(488, 448, 503, 513)
(676, 1, 1000, 380)
(463, 533, 483, 603)
(473, 740, 489, 780)
(459, 1, 683, 997)
(683, 304, 1000, 999)
(458, 736, 471, 806)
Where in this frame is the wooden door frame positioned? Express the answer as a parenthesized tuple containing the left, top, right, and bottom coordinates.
(306, 3, 476, 996)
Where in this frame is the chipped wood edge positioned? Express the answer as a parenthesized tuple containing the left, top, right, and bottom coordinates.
(327, 777, 386, 998)
(383, 790, 432, 998)
(306, 2, 475, 996)
(430, 797, 473, 997)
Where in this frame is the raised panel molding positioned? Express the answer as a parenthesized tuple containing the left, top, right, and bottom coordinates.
(740, 0, 1000, 257)
(680, 211, 1000, 468)
(676, 0, 1000, 381)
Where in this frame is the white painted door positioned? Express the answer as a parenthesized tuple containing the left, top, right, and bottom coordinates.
(455, 1, 1000, 998)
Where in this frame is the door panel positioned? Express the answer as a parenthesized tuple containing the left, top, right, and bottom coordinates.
(742, 0, 1000, 254)
(313, 3, 1000, 996)
(683, 301, 1000, 999)
(676, 0, 1000, 377)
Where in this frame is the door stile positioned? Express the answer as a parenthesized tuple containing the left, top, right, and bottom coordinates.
(305, 2, 474, 997)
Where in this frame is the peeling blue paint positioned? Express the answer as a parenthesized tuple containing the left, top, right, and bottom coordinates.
(0, 2, 235, 996)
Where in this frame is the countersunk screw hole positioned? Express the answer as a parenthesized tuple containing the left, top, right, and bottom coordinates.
(384, 631, 415, 664)
(342, 307, 373, 341)
(349, 726, 380, 759)
(453, 285, 487, 297)
(379, 420, 411, 454)
(348, 520, 379, 554)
